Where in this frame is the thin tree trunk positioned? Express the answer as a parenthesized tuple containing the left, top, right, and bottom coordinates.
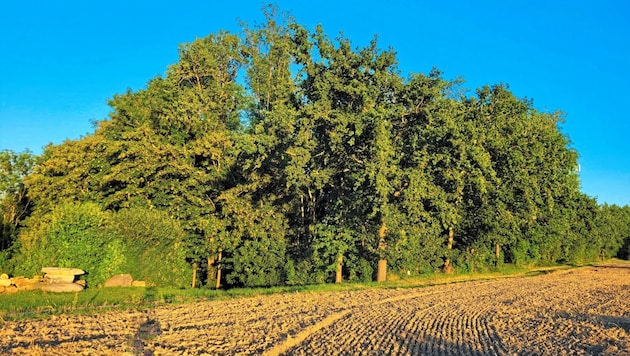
(376, 219, 388, 282)
(335, 254, 343, 284)
(377, 259, 388, 282)
(495, 242, 501, 264)
(191, 262, 198, 289)
(207, 256, 216, 287)
(442, 227, 455, 274)
(215, 250, 223, 290)
(445, 226, 454, 265)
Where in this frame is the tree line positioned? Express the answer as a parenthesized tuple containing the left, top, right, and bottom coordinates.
(2, 8, 629, 288)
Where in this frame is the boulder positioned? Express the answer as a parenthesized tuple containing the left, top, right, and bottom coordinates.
(41, 267, 85, 275)
(104, 274, 133, 287)
(0, 278, 12, 287)
(40, 283, 84, 293)
(44, 274, 75, 284)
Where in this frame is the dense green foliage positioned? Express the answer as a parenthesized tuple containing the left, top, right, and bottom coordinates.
(2, 6, 629, 288)
(107, 208, 191, 288)
(10, 202, 123, 286)
(8, 203, 190, 287)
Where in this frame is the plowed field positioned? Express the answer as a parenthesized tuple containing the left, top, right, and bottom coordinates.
(1, 263, 629, 355)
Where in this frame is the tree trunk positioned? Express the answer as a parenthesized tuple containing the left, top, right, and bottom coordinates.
(495, 242, 501, 265)
(447, 226, 454, 250)
(376, 219, 388, 282)
(335, 254, 343, 284)
(215, 250, 223, 290)
(191, 262, 198, 289)
(377, 259, 388, 282)
(207, 256, 216, 287)
(443, 226, 455, 273)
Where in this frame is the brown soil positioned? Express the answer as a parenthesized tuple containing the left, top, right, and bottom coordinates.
(1, 263, 629, 355)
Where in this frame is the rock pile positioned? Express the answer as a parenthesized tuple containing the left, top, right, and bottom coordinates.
(40, 267, 86, 293)
(0, 269, 148, 294)
(0, 267, 86, 294)
(0, 274, 45, 293)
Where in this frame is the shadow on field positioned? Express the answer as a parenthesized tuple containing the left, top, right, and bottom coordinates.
(524, 269, 555, 277)
(592, 264, 630, 270)
(592, 314, 630, 333)
(1, 334, 109, 353)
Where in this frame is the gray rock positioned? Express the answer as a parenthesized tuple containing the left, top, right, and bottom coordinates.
(44, 274, 75, 284)
(104, 274, 133, 287)
(40, 283, 84, 293)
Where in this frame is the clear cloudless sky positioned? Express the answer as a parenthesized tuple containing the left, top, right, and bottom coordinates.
(1, 0, 628, 206)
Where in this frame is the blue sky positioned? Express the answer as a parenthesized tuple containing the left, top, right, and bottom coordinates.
(0, 1, 628, 206)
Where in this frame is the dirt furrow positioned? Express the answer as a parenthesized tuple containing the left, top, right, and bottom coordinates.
(282, 286, 498, 355)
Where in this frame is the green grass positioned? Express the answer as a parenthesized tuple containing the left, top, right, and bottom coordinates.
(2, 260, 627, 323)
(0, 287, 198, 322)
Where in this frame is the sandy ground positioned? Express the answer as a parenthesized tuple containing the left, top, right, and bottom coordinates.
(1, 263, 628, 355)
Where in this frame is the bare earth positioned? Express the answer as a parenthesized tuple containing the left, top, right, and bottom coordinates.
(1, 263, 629, 355)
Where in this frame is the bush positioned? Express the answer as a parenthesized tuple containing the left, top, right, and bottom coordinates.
(11, 202, 125, 286)
(226, 234, 287, 288)
(284, 257, 327, 286)
(11, 204, 191, 288)
(108, 208, 191, 288)
(345, 257, 373, 283)
(386, 226, 444, 275)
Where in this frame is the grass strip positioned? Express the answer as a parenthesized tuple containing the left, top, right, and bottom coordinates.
(1, 259, 627, 323)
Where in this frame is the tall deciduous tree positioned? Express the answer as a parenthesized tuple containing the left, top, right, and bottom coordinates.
(401, 71, 496, 271)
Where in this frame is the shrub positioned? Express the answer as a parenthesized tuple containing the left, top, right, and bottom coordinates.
(11, 202, 125, 286)
(345, 256, 373, 283)
(108, 208, 191, 288)
(284, 257, 326, 286)
(225, 233, 287, 288)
